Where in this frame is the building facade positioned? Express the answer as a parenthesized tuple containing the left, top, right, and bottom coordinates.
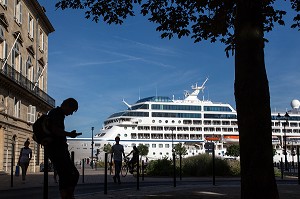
(0, 0, 54, 173)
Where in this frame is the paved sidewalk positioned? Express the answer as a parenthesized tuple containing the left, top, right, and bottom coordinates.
(1, 168, 300, 199)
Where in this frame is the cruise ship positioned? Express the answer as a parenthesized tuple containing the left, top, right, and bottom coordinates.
(67, 78, 300, 163)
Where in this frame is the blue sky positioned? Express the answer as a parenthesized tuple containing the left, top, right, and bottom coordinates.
(39, 1, 300, 138)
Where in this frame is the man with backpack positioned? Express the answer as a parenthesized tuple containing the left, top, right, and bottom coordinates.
(46, 98, 81, 199)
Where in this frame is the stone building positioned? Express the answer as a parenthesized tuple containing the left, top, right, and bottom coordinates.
(0, 0, 54, 173)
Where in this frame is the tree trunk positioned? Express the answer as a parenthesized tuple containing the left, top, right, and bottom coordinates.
(235, 1, 279, 199)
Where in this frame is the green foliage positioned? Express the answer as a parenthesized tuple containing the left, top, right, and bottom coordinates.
(181, 154, 237, 176)
(102, 143, 112, 153)
(146, 157, 174, 176)
(146, 154, 240, 177)
(173, 143, 188, 157)
(225, 144, 240, 157)
(137, 144, 149, 157)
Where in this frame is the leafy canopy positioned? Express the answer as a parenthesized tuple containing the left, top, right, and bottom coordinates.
(55, 0, 300, 56)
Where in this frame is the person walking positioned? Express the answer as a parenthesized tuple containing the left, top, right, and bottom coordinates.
(126, 145, 139, 174)
(18, 139, 32, 182)
(111, 136, 125, 184)
(46, 98, 81, 199)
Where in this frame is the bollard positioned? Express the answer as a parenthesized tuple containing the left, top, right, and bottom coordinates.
(142, 160, 144, 181)
(43, 146, 49, 199)
(10, 135, 16, 188)
(104, 153, 107, 194)
(280, 157, 284, 179)
(212, 142, 215, 186)
(179, 154, 182, 181)
(137, 152, 139, 190)
(297, 147, 300, 185)
(82, 159, 85, 183)
(173, 152, 176, 187)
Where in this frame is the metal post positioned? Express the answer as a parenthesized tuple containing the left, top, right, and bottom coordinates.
(280, 157, 283, 179)
(43, 146, 49, 199)
(179, 154, 182, 181)
(137, 152, 140, 190)
(297, 147, 300, 185)
(173, 152, 176, 187)
(91, 127, 94, 169)
(284, 122, 288, 171)
(212, 142, 215, 185)
(104, 153, 107, 194)
(82, 159, 85, 183)
(142, 160, 145, 180)
(10, 135, 16, 187)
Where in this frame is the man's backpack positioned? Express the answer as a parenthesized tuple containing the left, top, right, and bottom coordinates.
(32, 114, 53, 146)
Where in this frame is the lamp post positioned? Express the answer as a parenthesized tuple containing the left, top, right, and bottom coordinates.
(91, 127, 94, 169)
(278, 112, 290, 171)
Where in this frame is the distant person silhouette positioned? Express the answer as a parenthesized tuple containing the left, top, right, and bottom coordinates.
(46, 98, 81, 199)
(111, 136, 125, 184)
(18, 139, 32, 182)
(126, 145, 139, 174)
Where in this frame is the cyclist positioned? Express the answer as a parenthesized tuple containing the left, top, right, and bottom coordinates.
(126, 146, 139, 174)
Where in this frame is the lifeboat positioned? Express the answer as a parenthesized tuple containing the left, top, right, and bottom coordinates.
(205, 136, 220, 141)
(223, 135, 239, 143)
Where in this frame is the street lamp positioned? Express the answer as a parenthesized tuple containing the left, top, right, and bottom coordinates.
(277, 112, 290, 171)
(91, 127, 94, 169)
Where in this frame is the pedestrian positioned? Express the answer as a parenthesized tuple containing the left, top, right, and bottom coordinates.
(18, 139, 32, 182)
(126, 145, 139, 174)
(111, 136, 125, 184)
(46, 98, 81, 199)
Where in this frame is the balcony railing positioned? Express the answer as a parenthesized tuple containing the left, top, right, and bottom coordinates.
(0, 63, 55, 107)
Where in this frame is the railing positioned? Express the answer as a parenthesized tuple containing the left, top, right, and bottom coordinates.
(0, 63, 55, 107)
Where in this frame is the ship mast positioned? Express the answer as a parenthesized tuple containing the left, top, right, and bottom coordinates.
(184, 77, 208, 101)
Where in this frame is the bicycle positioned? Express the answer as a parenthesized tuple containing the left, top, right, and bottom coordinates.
(121, 157, 138, 177)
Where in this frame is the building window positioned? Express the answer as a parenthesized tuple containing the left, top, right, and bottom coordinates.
(14, 0, 22, 24)
(26, 56, 34, 82)
(0, 0, 7, 8)
(0, 39, 7, 61)
(14, 98, 21, 118)
(28, 14, 34, 39)
(27, 105, 36, 123)
(39, 29, 44, 52)
(37, 64, 45, 90)
(12, 42, 20, 72)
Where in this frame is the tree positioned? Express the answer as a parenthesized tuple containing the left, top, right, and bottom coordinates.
(102, 143, 112, 153)
(55, 1, 300, 198)
(137, 143, 149, 161)
(225, 144, 240, 157)
(173, 143, 187, 158)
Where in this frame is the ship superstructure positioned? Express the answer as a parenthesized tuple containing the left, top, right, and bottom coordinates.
(68, 79, 300, 162)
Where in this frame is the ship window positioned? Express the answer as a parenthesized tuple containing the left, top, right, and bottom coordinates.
(165, 120, 168, 123)
(95, 143, 100, 147)
(165, 144, 169, 148)
(152, 120, 155, 123)
(153, 152, 156, 155)
(160, 152, 162, 155)
(124, 134, 127, 137)
(166, 152, 169, 155)
(152, 144, 156, 148)
(172, 120, 175, 123)
(159, 120, 162, 123)
(132, 127, 135, 130)
(159, 144, 163, 148)
(124, 127, 127, 130)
